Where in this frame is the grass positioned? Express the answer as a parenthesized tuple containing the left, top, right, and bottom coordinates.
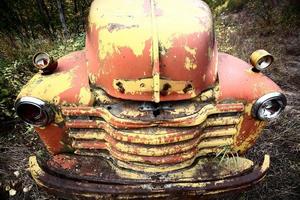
(215, 1, 300, 199)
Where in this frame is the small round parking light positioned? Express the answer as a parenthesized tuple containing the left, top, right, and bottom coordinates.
(33, 52, 57, 74)
(252, 92, 287, 121)
(250, 50, 274, 71)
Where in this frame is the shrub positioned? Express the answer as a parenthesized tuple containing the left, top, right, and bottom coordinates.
(0, 33, 85, 121)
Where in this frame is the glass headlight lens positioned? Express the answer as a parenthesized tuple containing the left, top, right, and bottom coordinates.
(15, 97, 54, 126)
(252, 92, 287, 120)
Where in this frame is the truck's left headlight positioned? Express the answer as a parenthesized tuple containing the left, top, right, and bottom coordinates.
(252, 92, 287, 120)
(15, 97, 54, 126)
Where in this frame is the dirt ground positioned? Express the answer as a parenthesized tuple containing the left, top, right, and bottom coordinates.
(0, 3, 299, 200)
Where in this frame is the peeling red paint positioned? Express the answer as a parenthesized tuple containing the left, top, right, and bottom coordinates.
(217, 53, 281, 102)
(35, 125, 67, 155)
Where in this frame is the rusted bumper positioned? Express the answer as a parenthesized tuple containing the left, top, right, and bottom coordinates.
(29, 154, 270, 199)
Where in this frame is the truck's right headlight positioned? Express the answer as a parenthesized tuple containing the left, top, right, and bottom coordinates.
(252, 92, 287, 120)
(15, 97, 54, 126)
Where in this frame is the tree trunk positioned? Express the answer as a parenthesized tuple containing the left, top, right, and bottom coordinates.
(0, 0, 28, 39)
(41, 0, 55, 34)
(73, 0, 79, 32)
(36, 0, 53, 36)
(56, 0, 69, 38)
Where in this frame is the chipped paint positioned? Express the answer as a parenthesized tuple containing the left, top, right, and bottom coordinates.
(185, 46, 197, 56)
(78, 87, 93, 105)
(28, 153, 270, 199)
(112, 78, 194, 96)
(217, 53, 282, 102)
(17, 51, 94, 106)
(62, 101, 243, 171)
(35, 124, 68, 154)
(185, 57, 197, 70)
(18, 71, 74, 104)
(86, 0, 218, 102)
(62, 103, 244, 129)
(89, 0, 213, 58)
(233, 104, 267, 153)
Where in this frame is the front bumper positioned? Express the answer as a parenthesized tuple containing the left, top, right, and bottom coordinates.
(29, 154, 270, 199)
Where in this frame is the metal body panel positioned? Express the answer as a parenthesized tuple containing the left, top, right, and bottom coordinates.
(35, 125, 68, 155)
(217, 53, 281, 102)
(86, 0, 217, 102)
(46, 154, 255, 183)
(18, 50, 94, 106)
(216, 53, 281, 153)
(29, 155, 270, 199)
(20, 52, 282, 156)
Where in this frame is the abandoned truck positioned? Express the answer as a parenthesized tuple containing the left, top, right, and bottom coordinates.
(15, 0, 286, 199)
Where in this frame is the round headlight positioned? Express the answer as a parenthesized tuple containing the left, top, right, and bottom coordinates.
(252, 92, 287, 120)
(15, 97, 54, 126)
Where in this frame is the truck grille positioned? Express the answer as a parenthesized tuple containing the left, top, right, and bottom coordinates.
(62, 102, 244, 172)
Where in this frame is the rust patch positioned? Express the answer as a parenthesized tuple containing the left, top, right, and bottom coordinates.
(107, 23, 139, 32)
(62, 101, 243, 169)
(29, 154, 270, 199)
(49, 154, 78, 170)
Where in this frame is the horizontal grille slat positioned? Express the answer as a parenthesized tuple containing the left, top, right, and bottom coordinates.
(63, 103, 244, 128)
(71, 133, 234, 157)
(62, 102, 243, 171)
(68, 126, 236, 145)
(73, 146, 232, 173)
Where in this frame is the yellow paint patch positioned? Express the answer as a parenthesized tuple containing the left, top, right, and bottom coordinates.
(54, 112, 64, 124)
(155, 0, 213, 49)
(168, 103, 197, 115)
(119, 109, 141, 118)
(18, 71, 75, 105)
(89, 0, 151, 59)
(208, 47, 213, 59)
(88, 0, 213, 59)
(185, 46, 197, 56)
(233, 104, 267, 153)
(153, 73, 160, 102)
(89, 73, 97, 85)
(193, 85, 219, 102)
(113, 78, 194, 95)
(78, 87, 94, 105)
(185, 57, 197, 70)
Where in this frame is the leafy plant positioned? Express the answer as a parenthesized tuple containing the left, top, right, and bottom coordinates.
(0, 33, 86, 122)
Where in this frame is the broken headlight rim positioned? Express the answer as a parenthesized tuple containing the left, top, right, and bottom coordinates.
(252, 92, 287, 120)
(15, 97, 55, 127)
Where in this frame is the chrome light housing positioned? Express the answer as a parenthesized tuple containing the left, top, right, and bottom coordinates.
(33, 52, 57, 74)
(250, 50, 274, 71)
(15, 97, 54, 126)
(252, 92, 287, 120)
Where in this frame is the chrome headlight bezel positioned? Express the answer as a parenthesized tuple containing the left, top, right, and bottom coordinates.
(15, 97, 55, 126)
(252, 92, 287, 120)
